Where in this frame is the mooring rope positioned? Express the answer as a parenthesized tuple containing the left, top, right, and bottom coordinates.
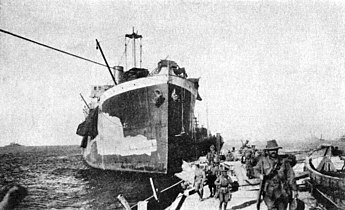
(0, 28, 107, 68)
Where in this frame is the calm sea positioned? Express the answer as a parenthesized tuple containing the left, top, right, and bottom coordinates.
(0, 145, 180, 210)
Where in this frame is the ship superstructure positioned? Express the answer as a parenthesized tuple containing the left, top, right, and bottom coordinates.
(77, 30, 222, 173)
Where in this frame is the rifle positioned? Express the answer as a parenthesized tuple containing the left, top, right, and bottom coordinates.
(256, 175, 265, 210)
(256, 160, 282, 210)
(256, 159, 266, 210)
(80, 93, 90, 109)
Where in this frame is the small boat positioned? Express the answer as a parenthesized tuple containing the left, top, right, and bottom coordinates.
(304, 143, 345, 209)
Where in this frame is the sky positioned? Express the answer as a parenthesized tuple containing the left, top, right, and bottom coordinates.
(1, 0, 345, 146)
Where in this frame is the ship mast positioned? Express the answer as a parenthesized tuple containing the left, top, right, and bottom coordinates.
(206, 100, 210, 137)
(125, 27, 143, 69)
(96, 39, 117, 85)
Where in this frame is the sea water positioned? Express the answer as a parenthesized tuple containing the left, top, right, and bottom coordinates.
(0, 145, 180, 209)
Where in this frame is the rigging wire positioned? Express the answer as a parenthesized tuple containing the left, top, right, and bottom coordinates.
(0, 28, 108, 68)
(119, 38, 130, 66)
(125, 36, 128, 70)
(140, 37, 142, 68)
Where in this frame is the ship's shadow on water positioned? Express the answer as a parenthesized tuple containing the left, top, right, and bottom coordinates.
(77, 168, 182, 210)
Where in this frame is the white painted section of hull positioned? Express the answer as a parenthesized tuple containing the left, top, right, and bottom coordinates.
(92, 112, 157, 156)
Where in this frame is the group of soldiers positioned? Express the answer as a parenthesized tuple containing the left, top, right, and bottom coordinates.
(193, 140, 301, 210)
(193, 144, 233, 210)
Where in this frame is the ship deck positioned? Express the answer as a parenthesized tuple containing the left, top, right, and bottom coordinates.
(166, 160, 322, 210)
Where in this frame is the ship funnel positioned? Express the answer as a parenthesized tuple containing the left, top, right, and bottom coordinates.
(113, 66, 124, 84)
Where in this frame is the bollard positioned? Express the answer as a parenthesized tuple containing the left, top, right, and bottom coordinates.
(138, 201, 148, 210)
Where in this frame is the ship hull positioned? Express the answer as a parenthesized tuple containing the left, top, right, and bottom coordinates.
(82, 75, 199, 174)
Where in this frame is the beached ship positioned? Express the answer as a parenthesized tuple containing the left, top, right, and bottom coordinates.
(304, 144, 345, 209)
(77, 30, 223, 174)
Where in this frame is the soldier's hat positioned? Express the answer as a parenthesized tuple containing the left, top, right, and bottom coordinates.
(264, 139, 282, 150)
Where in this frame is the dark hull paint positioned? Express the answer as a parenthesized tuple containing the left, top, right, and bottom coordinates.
(82, 78, 200, 174)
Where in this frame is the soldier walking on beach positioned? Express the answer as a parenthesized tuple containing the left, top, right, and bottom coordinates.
(215, 168, 233, 210)
(194, 164, 206, 201)
(253, 140, 298, 210)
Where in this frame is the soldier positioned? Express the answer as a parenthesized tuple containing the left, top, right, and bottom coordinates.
(206, 163, 220, 197)
(244, 148, 255, 179)
(253, 140, 298, 210)
(214, 153, 221, 164)
(239, 139, 250, 153)
(252, 149, 262, 166)
(225, 150, 235, 161)
(205, 166, 213, 197)
(206, 145, 216, 165)
(215, 168, 233, 210)
(246, 146, 261, 179)
(193, 164, 206, 201)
